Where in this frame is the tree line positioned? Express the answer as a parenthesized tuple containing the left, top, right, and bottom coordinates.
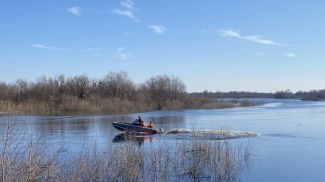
(190, 89, 325, 101)
(0, 72, 284, 115)
(274, 89, 325, 100)
(0, 72, 188, 114)
(190, 91, 273, 98)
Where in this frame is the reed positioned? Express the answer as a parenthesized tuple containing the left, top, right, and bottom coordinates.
(0, 118, 252, 181)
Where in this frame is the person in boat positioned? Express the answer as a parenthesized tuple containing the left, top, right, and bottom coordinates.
(132, 116, 147, 127)
(149, 121, 154, 128)
(140, 119, 147, 127)
(132, 116, 142, 126)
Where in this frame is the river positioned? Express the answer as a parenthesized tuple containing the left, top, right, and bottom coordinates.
(1, 98, 325, 181)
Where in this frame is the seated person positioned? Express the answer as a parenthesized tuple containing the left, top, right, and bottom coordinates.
(132, 119, 141, 126)
(149, 121, 154, 128)
(140, 119, 147, 127)
(132, 116, 147, 127)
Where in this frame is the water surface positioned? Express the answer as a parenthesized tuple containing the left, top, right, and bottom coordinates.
(1, 99, 325, 181)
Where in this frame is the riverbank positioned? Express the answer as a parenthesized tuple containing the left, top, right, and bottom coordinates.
(0, 98, 262, 115)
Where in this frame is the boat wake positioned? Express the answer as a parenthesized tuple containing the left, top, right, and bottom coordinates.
(262, 102, 282, 108)
(162, 129, 258, 140)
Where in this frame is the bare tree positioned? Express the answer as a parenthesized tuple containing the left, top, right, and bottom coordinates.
(66, 75, 90, 99)
(143, 75, 186, 108)
(98, 71, 136, 100)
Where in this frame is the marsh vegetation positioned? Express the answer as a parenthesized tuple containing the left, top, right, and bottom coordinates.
(0, 120, 252, 182)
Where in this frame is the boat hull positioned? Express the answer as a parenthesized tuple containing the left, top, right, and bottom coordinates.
(112, 122, 158, 134)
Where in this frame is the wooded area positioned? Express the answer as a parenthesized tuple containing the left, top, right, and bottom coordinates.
(0, 72, 191, 114)
(0, 72, 241, 115)
(191, 89, 325, 101)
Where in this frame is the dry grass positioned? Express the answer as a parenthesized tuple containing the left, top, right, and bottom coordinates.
(0, 118, 252, 182)
(0, 98, 152, 115)
(0, 96, 261, 116)
(239, 100, 263, 107)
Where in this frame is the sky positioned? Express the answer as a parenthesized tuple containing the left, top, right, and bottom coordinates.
(1, 0, 325, 92)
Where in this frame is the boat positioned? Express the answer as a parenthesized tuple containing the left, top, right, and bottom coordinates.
(112, 121, 161, 134)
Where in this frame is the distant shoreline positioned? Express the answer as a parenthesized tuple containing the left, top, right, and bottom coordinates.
(2, 97, 325, 116)
(0, 99, 262, 116)
(190, 90, 325, 101)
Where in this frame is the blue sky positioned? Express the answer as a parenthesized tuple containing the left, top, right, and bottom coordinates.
(1, 0, 325, 92)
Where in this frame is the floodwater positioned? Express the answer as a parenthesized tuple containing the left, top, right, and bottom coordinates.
(1, 99, 325, 181)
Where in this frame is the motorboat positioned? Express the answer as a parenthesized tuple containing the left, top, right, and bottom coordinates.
(112, 120, 162, 134)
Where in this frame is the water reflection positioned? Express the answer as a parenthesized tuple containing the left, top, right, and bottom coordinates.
(113, 133, 154, 146)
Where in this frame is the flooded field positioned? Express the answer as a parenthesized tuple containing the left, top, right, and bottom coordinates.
(1, 99, 325, 181)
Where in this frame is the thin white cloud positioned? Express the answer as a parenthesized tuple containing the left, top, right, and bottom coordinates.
(116, 47, 131, 60)
(32, 44, 62, 50)
(286, 52, 296, 58)
(32, 44, 102, 55)
(67, 7, 81, 16)
(219, 29, 290, 47)
(120, 0, 134, 9)
(112, 0, 139, 22)
(148, 25, 167, 35)
(113, 9, 137, 21)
